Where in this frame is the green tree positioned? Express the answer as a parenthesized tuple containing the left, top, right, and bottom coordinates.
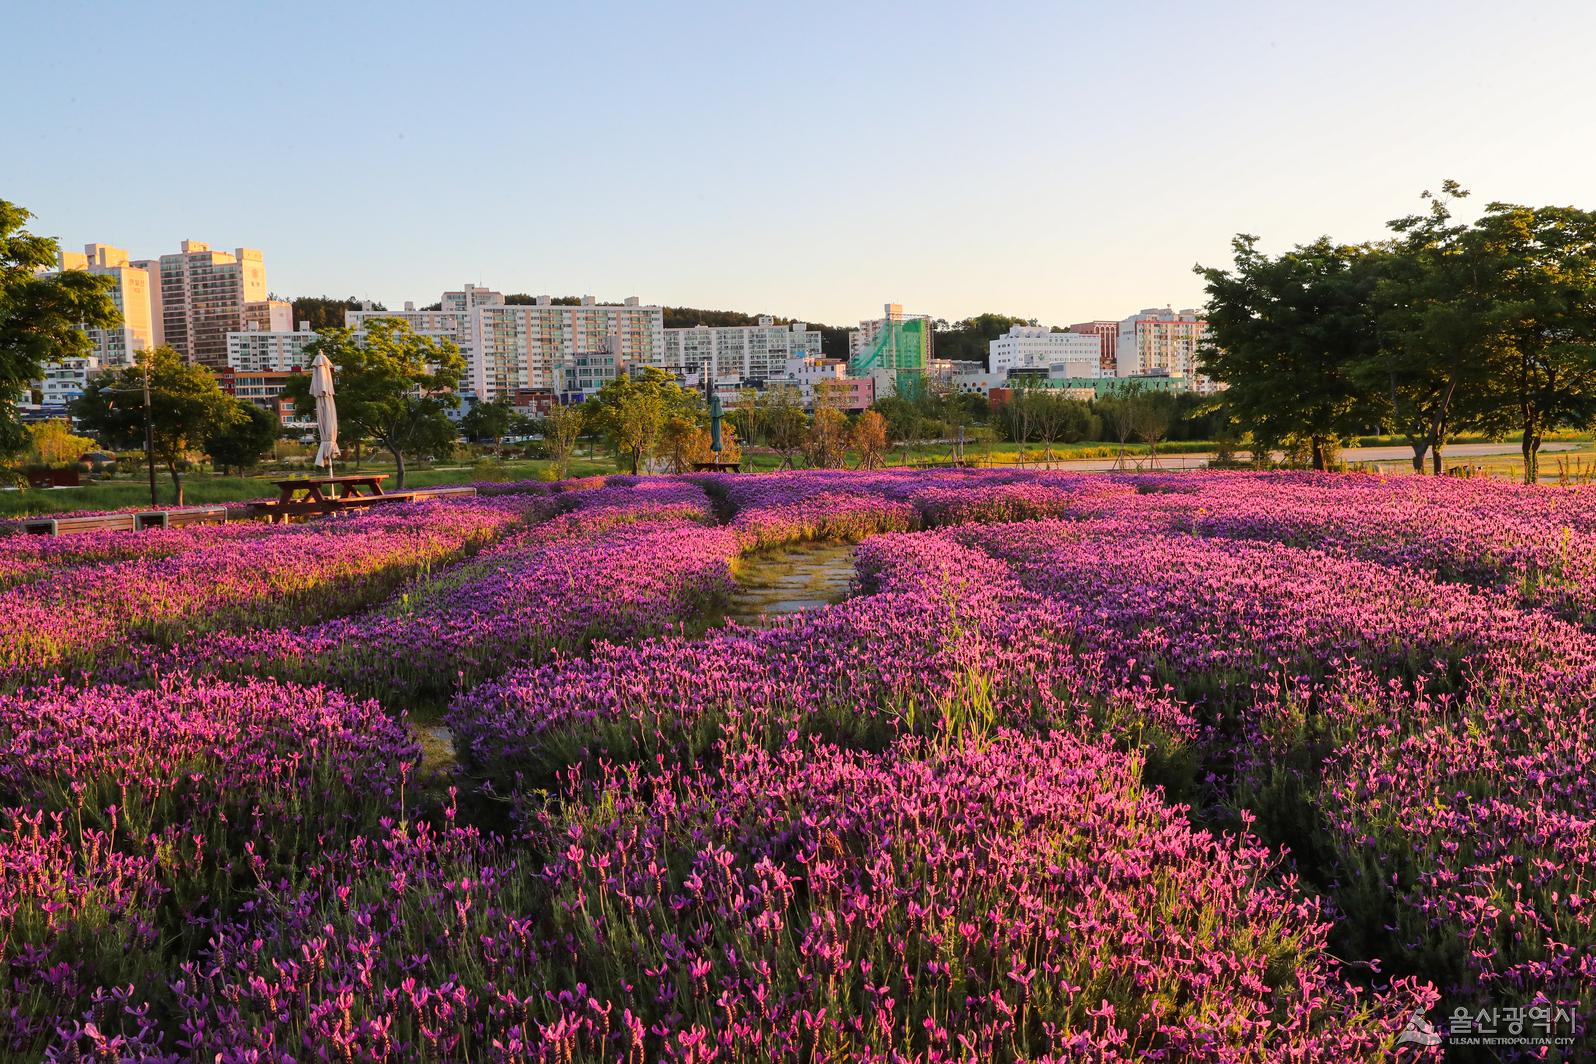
(933, 313, 1034, 365)
(204, 399, 279, 474)
(74, 347, 233, 504)
(282, 318, 466, 488)
(587, 368, 701, 474)
(763, 384, 809, 469)
(540, 404, 584, 480)
(1464, 201, 1596, 483)
(1368, 182, 1494, 473)
(460, 395, 515, 451)
(26, 419, 97, 466)
(1197, 236, 1386, 470)
(289, 296, 381, 331)
(0, 200, 120, 457)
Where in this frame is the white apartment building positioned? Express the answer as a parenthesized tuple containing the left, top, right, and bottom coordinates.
(347, 289, 663, 400)
(1115, 308, 1218, 393)
(989, 326, 1102, 377)
(135, 240, 268, 369)
(474, 295, 664, 400)
(38, 356, 99, 409)
(661, 317, 822, 386)
(226, 321, 319, 372)
(54, 244, 154, 367)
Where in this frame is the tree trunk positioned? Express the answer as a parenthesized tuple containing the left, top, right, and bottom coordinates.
(390, 445, 407, 490)
(1310, 436, 1328, 471)
(1408, 439, 1429, 472)
(167, 461, 183, 506)
(1523, 425, 1542, 485)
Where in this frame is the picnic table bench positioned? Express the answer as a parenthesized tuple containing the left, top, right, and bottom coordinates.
(251, 477, 477, 520)
(22, 506, 230, 536)
(691, 461, 742, 472)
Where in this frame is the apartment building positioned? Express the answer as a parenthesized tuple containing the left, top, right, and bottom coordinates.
(38, 356, 99, 410)
(226, 321, 318, 373)
(988, 326, 1102, 377)
(137, 241, 268, 369)
(1067, 320, 1119, 375)
(1115, 308, 1217, 392)
(440, 284, 505, 314)
(242, 299, 293, 333)
(661, 317, 822, 386)
(473, 295, 664, 399)
(52, 244, 154, 368)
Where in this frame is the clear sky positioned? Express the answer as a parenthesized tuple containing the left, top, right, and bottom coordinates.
(10, 0, 1596, 327)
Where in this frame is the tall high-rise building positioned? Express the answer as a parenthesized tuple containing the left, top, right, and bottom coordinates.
(137, 240, 268, 369)
(1067, 320, 1119, 375)
(1115, 308, 1217, 393)
(54, 244, 154, 367)
(661, 317, 822, 387)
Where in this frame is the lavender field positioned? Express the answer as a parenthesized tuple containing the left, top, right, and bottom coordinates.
(3, 469, 1593, 1061)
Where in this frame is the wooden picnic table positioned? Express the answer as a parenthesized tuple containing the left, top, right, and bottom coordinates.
(270, 475, 388, 506)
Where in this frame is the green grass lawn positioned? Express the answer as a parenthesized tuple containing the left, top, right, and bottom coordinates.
(3, 442, 1212, 518)
(21, 435, 1591, 518)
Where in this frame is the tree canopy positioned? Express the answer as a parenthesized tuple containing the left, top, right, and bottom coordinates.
(282, 318, 466, 488)
(289, 296, 381, 331)
(584, 368, 702, 474)
(0, 200, 120, 457)
(1198, 236, 1387, 470)
(74, 347, 233, 504)
(1199, 184, 1596, 481)
(204, 399, 279, 475)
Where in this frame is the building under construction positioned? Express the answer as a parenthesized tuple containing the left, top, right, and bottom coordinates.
(847, 303, 932, 400)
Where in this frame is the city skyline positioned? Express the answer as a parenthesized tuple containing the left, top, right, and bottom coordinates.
(12, 1, 1596, 326)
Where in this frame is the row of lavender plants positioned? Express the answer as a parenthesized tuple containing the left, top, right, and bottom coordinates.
(0, 495, 548, 687)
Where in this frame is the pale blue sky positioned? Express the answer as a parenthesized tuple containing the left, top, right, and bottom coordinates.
(10, 0, 1596, 327)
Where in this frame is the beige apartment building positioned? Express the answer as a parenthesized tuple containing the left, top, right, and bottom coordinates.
(242, 299, 292, 333)
(136, 240, 268, 369)
(54, 243, 154, 367)
(1115, 308, 1220, 394)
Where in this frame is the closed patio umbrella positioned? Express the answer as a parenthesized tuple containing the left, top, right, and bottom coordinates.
(310, 353, 341, 475)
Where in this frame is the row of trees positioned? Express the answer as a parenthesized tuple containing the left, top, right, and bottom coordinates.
(1200, 182, 1596, 481)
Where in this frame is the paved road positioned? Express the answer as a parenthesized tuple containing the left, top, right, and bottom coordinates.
(1023, 441, 1583, 474)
